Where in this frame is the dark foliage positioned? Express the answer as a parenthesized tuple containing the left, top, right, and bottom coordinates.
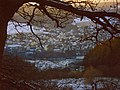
(0, 55, 81, 90)
(84, 38, 120, 77)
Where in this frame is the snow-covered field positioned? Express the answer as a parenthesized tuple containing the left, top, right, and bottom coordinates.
(51, 78, 92, 90)
(25, 58, 83, 71)
(44, 77, 120, 90)
(7, 22, 49, 35)
(25, 59, 70, 70)
(34, 60, 62, 70)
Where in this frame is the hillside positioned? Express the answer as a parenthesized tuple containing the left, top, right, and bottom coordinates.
(83, 38, 120, 77)
(0, 55, 82, 89)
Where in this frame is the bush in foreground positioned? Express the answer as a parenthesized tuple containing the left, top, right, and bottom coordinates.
(83, 38, 120, 77)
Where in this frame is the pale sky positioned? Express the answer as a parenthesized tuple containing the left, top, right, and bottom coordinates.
(64, 0, 119, 3)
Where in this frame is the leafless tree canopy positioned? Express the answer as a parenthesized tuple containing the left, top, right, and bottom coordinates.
(0, 0, 120, 59)
(11, 0, 120, 44)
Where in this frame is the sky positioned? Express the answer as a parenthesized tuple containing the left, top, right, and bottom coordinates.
(64, 0, 119, 3)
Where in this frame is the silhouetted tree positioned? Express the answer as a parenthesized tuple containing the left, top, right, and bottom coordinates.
(0, 0, 120, 76)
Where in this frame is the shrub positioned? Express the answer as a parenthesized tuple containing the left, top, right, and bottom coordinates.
(83, 38, 120, 77)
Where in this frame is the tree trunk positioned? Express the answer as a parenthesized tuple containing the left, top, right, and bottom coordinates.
(0, 17, 8, 88)
(0, 20, 7, 60)
(0, 0, 26, 88)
